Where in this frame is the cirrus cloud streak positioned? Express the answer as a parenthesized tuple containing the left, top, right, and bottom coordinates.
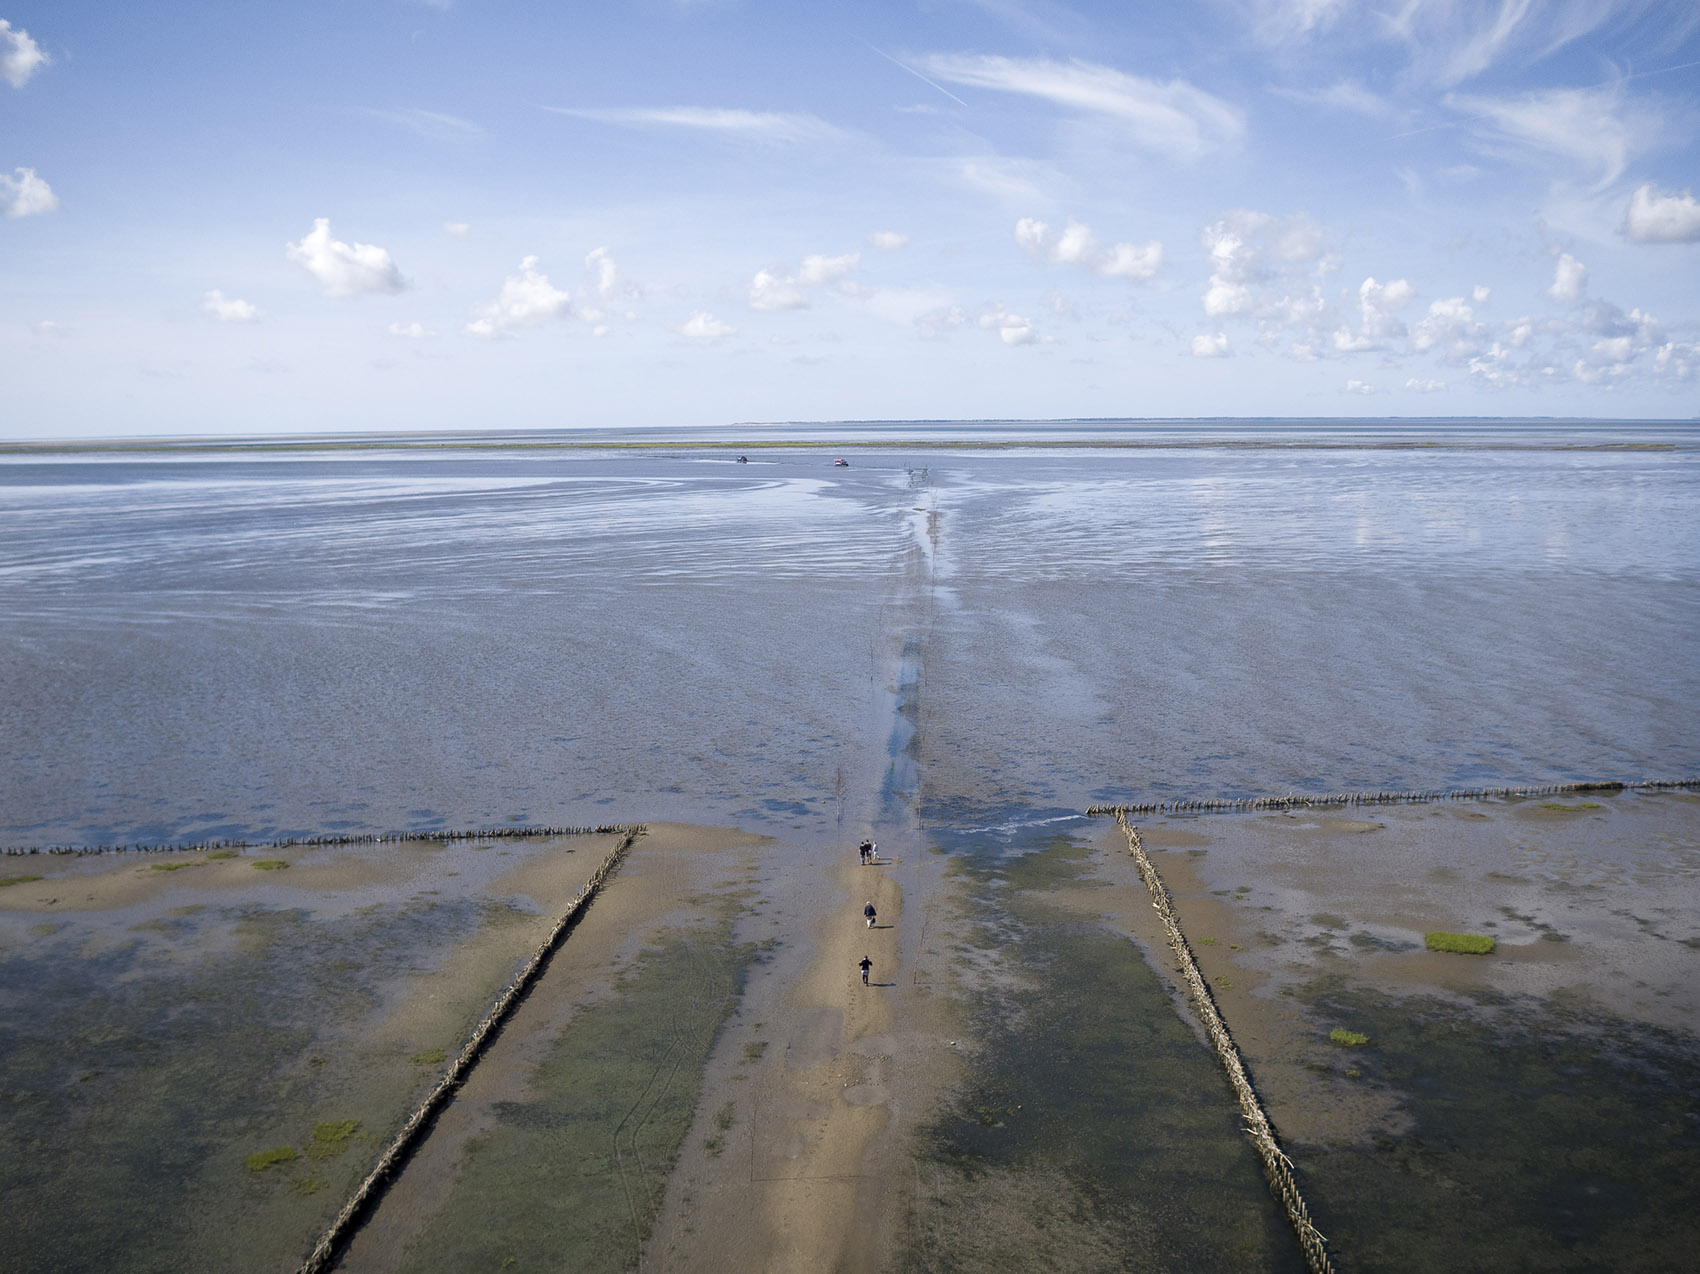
(918, 54, 1243, 159)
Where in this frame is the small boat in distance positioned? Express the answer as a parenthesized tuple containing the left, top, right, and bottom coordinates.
(833, 457, 850, 467)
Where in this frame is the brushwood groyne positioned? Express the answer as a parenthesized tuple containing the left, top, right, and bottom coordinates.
(1087, 776, 1697, 819)
(2, 823, 643, 857)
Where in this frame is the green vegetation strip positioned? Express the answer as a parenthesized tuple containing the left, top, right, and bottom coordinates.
(1425, 931, 1495, 955)
(296, 826, 646, 1274)
(0, 874, 44, 887)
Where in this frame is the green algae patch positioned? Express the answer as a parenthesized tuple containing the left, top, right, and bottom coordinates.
(251, 860, 290, 871)
(246, 1146, 299, 1172)
(207, 851, 239, 860)
(307, 1119, 361, 1159)
(1540, 802, 1601, 812)
(1330, 1028, 1369, 1047)
(151, 861, 198, 872)
(410, 1048, 446, 1067)
(0, 874, 44, 887)
(1426, 931, 1495, 955)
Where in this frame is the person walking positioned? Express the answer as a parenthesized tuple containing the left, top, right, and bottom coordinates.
(858, 838, 872, 865)
(863, 900, 877, 928)
(859, 956, 872, 985)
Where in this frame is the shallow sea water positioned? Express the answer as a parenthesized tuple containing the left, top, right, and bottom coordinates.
(3, 424, 1695, 847)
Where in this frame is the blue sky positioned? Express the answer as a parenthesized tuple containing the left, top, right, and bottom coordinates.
(3, 0, 1699, 437)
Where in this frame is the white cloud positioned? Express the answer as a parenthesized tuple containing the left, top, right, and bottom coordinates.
(1441, 293, 1700, 390)
(1405, 377, 1446, 392)
(1654, 340, 1700, 380)
(0, 166, 57, 217)
(1472, 284, 1490, 304)
(202, 290, 258, 322)
(748, 251, 859, 311)
(1332, 276, 1414, 352)
(1272, 80, 1394, 117)
(1198, 211, 1337, 358)
(387, 322, 436, 339)
(584, 246, 638, 303)
(1191, 332, 1231, 358)
(999, 317, 1036, 346)
(979, 308, 1036, 346)
(1384, 0, 1652, 89)
(547, 106, 852, 146)
(1625, 184, 1700, 245)
(749, 268, 809, 311)
(868, 231, 909, 251)
(586, 247, 616, 298)
(1017, 217, 1162, 281)
(465, 256, 570, 337)
(920, 55, 1244, 160)
(1, 19, 48, 89)
(285, 219, 408, 296)
(1412, 295, 1481, 351)
(370, 108, 483, 142)
(1448, 86, 1660, 190)
(955, 156, 1056, 205)
(444, 221, 471, 238)
(1548, 252, 1587, 302)
(680, 310, 735, 341)
(845, 285, 956, 328)
(1253, 0, 1351, 42)
(915, 304, 970, 339)
(1345, 379, 1374, 394)
(799, 252, 858, 284)
(1467, 340, 1523, 387)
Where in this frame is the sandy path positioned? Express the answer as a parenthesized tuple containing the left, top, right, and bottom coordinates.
(650, 839, 961, 1274)
(753, 852, 902, 1272)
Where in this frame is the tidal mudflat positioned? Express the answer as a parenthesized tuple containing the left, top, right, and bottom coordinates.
(1075, 791, 1700, 1273)
(3, 422, 1697, 1271)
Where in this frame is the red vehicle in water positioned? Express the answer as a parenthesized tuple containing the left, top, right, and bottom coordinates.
(833, 458, 850, 466)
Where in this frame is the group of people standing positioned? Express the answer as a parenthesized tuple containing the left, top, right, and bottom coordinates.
(858, 836, 882, 984)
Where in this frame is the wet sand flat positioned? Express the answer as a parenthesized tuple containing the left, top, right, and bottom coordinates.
(5, 804, 1697, 1274)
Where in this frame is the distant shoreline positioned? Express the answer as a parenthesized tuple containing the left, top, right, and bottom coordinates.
(1, 435, 1692, 456)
